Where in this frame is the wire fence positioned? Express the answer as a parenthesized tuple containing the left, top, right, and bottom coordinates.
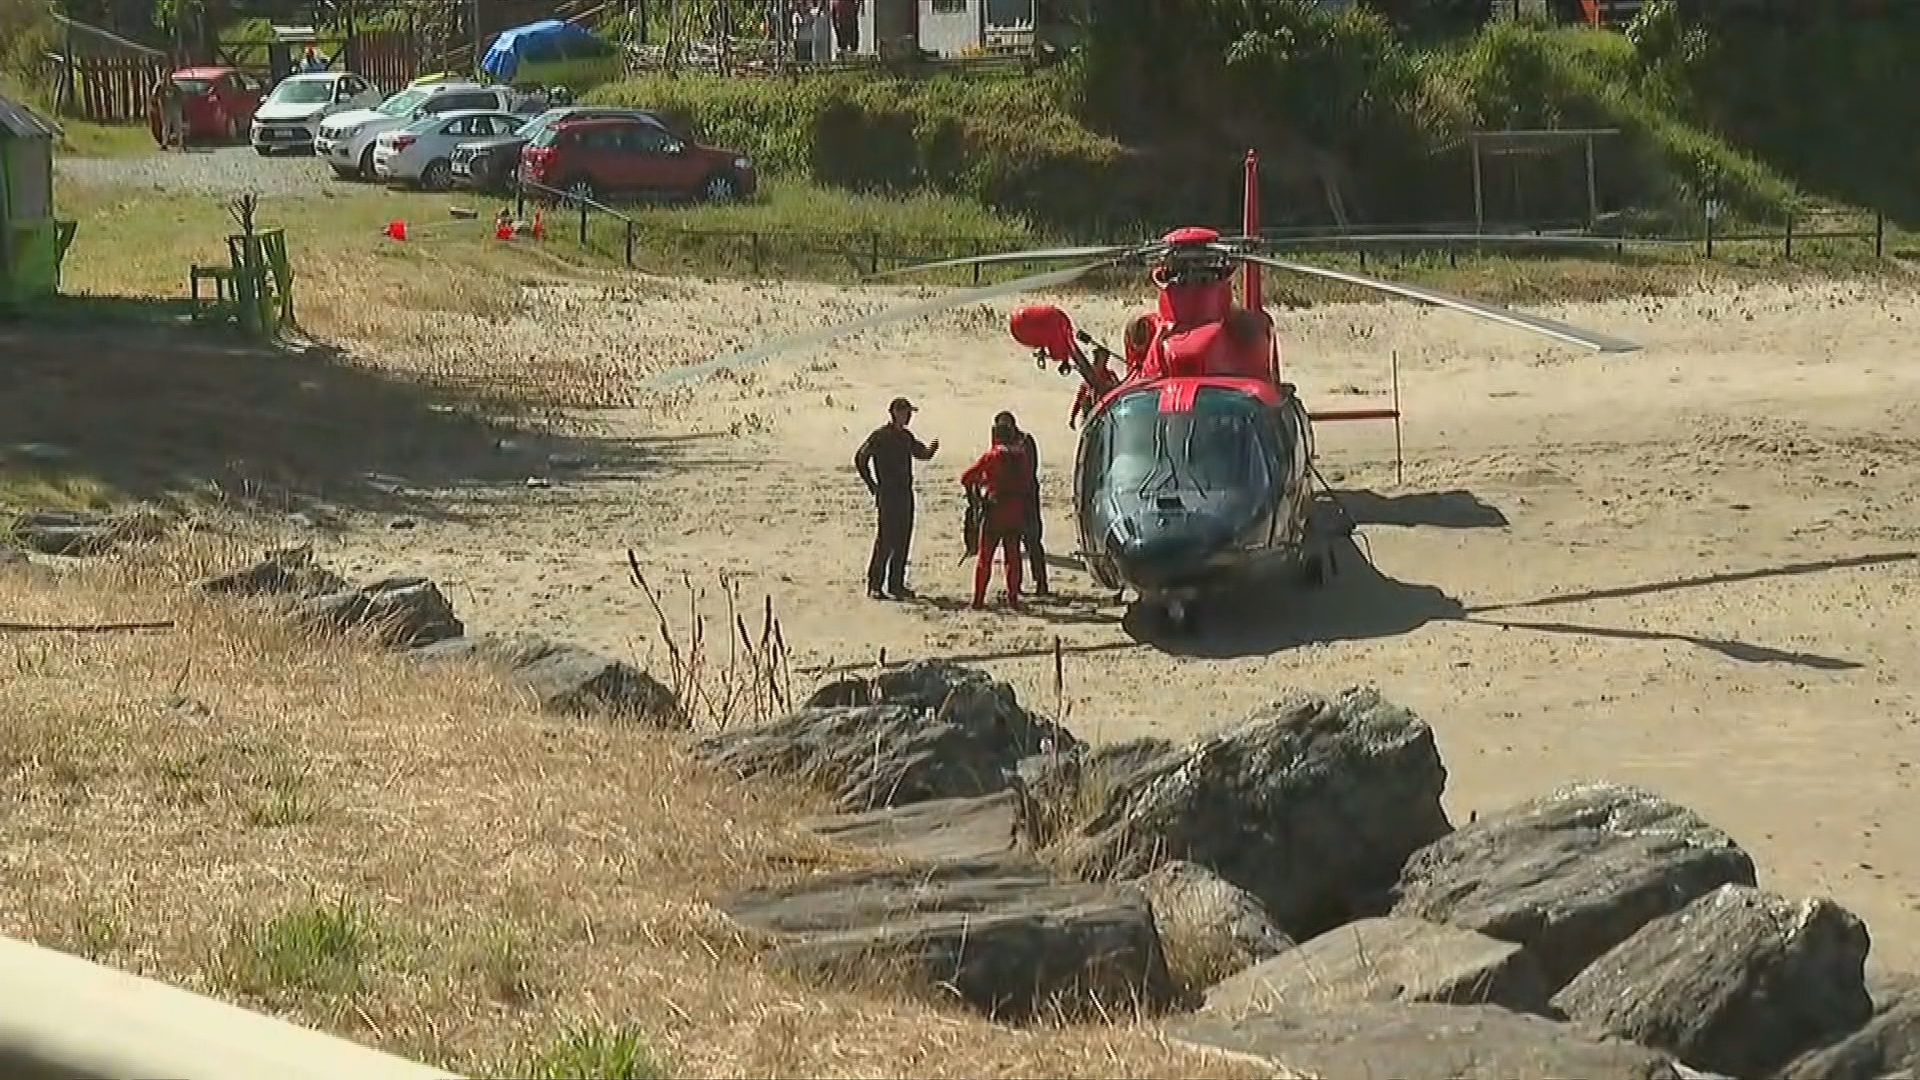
(510, 183, 1901, 285)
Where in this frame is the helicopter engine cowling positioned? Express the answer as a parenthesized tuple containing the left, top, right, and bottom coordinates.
(1009, 303, 1075, 360)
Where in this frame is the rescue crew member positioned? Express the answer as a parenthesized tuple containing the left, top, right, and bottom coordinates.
(854, 396, 938, 600)
(154, 76, 186, 151)
(994, 411, 1049, 597)
(960, 415, 1036, 610)
(1069, 345, 1122, 430)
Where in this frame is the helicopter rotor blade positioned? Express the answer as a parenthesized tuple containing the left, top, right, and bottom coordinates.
(1232, 251, 1642, 354)
(865, 243, 1143, 279)
(639, 257, 1126, 391)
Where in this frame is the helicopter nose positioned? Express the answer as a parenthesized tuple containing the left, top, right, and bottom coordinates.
(1109, 523, 1216, 589)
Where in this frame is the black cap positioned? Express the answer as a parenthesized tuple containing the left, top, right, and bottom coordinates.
(889, 396, 916, 414)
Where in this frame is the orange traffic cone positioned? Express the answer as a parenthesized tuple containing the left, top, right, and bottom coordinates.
(384, 219, 407, 241)
(495, 216, 514, 241)
(531, 209, 545, 240)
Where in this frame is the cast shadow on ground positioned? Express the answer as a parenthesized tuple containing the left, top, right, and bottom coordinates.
(0, 298, 701, 521)
(1333, 487, 1510, 529)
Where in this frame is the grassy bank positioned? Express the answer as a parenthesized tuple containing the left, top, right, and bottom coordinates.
(0, 548, 1256, 1078)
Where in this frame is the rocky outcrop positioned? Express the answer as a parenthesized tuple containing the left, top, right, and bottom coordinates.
(293, 575, 464, 648)
(1166, 1002, 1695, 1080)
(7, 507, 168, 557)
(804, 792, 1019, 864)
(1553, 884, 1873, 1078)
(414, 632, 684, 726)
(1049, 687, 1451, 939)
(721, 855, 1172, 1019)
(1780, 973, 1920, 1080)
(1388, 781, 1758, 989)
(1135, 860, 1292, 989)
(1202, 916, 1552, 1018)
(695, 661, 1077, 812)
(196, 544, 349, 599)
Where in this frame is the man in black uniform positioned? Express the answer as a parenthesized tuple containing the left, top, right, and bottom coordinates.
(994, 411, 1049, 596)
(855, 396, 939, 600)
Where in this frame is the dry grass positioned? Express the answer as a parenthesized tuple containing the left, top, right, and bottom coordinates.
(0, 543, 1273, 1079)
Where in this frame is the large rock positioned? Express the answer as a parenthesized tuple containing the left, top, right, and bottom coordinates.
(1166, 1002, 1694, 1080)
(414, 632, 683, 726)
(1203, 916, 1552, 1018)
(8, 508, 119, 556)
(1389, 781, 1757, 989)
(1553, 884, 1872, 1078)
(722, 855, 1172, 1018)
(696, 661, 1078, 812)
(1136, 860, 1292, 991)
(804, 792, 1019, 863)
(1011, 736, 1180, 848)
(196, 544, 351, 599)
(293, 575, 464, 648)
(1781, 973, 1920, 1080)
(1050, 687, 1452, 939)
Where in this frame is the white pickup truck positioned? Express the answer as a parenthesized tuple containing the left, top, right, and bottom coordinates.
(315, 81, 528, 180)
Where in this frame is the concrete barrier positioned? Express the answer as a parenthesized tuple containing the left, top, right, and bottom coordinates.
(0, 934, 463, 1080)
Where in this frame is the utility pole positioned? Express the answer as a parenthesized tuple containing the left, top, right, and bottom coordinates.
(470, 0, 481, 76)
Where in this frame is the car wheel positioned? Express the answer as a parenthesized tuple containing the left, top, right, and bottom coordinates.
(564, 177, 596, 205)
(702, 172, 739, 203)
(330, 164, 356, 180)
(255, 146, 272, 156)
(420, 158, 453, 191)
(357, 144, 376, 180)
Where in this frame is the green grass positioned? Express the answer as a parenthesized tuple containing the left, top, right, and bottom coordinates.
(217, 897, 384, 997)
(514, 1024, 671, 1080)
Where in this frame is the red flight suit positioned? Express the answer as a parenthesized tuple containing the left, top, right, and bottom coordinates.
(960, 441, 1034, 607)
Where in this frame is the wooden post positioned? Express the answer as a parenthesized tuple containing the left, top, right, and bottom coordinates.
(1471, 134, 1484, 234)
(1583, 133, 1598, 228)
(1783, 211, 1794, 260)
(625, 220, 635, 266)
(868, 230, 880, 275)
(1875, 212, 1885, 259)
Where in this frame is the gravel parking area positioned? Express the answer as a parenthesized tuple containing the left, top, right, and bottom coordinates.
(56, 146, 348, 198)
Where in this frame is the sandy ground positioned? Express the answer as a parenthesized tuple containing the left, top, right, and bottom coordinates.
(317, 272, 1920, 972)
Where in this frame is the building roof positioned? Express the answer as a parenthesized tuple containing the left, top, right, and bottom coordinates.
(0, 93, 60, 140)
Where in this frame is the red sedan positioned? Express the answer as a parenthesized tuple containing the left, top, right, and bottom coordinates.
(148, 66, 266, 147)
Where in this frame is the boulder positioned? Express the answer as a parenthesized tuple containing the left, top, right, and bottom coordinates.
(1050, 687, 1452, 939)
(1202, 916, 1552, 1018)
(1166, 1001, 1693, 1080)
(804, 792, 1020, 863)
(414, 632, 684, 726)
(695, 661, 1078, 812)
(1780, 973, 1920, 1080)
(1011, 736, 1180, 847)
(196, 544, 351, 599)
(293, 575, 464, 648)
(721, 854, 1173, 1018)
(1136, 861, 1292, 990)
(9, 508, 116, 556)
(1389, 781, 1757, 989)
(1553, 884, 1873, 1078)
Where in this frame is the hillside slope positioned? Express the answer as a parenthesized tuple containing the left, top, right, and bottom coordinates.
(592, 2, 1910, 236)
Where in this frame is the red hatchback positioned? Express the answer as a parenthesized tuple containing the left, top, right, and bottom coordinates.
(148, 66, 266, 146)
(517, 115, 755, 205)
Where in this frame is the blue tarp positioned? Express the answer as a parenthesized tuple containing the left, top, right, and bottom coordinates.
(479, 19, 605, 83)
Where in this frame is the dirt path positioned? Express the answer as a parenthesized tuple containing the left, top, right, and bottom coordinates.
(316, 273, 1920, 971)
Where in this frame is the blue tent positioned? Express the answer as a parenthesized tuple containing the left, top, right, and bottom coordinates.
(479, 19, 607, 83)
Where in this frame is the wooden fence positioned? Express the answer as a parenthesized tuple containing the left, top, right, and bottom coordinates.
(61, 55, 169, 124)
(352, 28, 428, 93)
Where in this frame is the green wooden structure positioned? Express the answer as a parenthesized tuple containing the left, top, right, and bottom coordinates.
(190, 227, 296, 336)
(0, 94, 78, 308)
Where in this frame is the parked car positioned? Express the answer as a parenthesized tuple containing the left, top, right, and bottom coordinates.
(449, 106, 668, 194)
(517, 114, 755, 205)
(314, 81, 523, 180)
(147, 66, 265, 147)
(250, 70, 382, 155)
(373, 109, 527, 189)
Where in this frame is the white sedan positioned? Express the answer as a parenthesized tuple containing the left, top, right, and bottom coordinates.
(372, 110, 527, 190)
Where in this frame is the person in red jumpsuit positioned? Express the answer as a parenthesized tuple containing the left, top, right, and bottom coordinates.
(960, 416, 1035, 610)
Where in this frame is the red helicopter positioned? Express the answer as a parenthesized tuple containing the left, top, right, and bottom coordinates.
(643, 150, 1641, 632)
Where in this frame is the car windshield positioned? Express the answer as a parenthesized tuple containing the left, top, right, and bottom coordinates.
(527, 125, 563, 148)
(376, 88, 430, 117)
(269, 78, 334, 104)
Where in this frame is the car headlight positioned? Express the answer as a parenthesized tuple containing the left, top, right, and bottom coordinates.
(734, 156, 751, 171)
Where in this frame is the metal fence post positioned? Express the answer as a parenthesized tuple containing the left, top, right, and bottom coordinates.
(868, 231, 880, 275)
(1783, 211, 1794, 260)
(515, 185, 525, 219)
(751, 232, 761, 275)
(1875, 212, 1885, 259)
(1704, 208, 1714, 259)
(625, 220, 635, 267)
(578, 198, 588, 247)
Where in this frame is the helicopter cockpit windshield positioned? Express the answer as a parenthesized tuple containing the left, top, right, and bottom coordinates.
(1078, 384, 1281, 588)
